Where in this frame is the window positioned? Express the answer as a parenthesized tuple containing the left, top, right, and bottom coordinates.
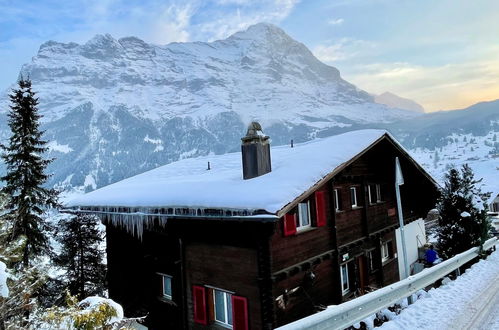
(376, 184, 382, 202)
(381, 241, 393, 263)
(368, 185, 375, 204)
(213, 289, 233, 328)
(368, 250, 375, 272)
(340, 264, 350, 295)
(161, 274, 172, 300)
(334, 189, 341, 211)
(368, 184, 382, 204)
(350, 187, 358, 207)
(193, 286, 248, 329)
(367, 249, 380, 273)
(297, 201, 311, 230)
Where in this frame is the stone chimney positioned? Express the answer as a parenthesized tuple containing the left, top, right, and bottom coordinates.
(241, 122, 271, 180)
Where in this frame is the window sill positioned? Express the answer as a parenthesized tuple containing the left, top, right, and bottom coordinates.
(157, 296, 177, 306)
(382, 257, 396, 266)
(369, 201, 385, 206)
(213, 321, 233, 329)
(296, 226, 316, 234)
(351, 206, 363, 210)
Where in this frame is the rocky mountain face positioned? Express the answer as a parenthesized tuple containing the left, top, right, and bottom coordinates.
(0, 23, 420, 190)
(375, 92, 425, 113)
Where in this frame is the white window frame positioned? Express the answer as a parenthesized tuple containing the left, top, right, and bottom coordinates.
(297, 201, 312, 230)
(368, 250, 375, 272)
(381, 242, 390, 263)
(213, 288, 233, 328)
(350, 187, 358, 208)
(376, 184, 382, 202)
(340, 263, 350, 295)
(334, 189, 340, 211)
(159, 274, 172, 300)
(368, 185, 374, 204)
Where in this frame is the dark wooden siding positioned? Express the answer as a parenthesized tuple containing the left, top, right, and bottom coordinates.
(273, 259, 337, 327)
(380, 231, 400, 285)
(271, 184, 335, 272)
(186, 243, 261, 330)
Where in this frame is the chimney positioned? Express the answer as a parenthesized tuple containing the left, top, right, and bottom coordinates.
(241, 122, 271, 180)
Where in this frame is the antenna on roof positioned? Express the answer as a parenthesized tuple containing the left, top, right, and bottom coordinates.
(207, 161, 211, 170)
(291, 139, 294, 148)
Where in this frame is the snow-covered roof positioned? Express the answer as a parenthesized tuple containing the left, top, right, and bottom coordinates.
(67, 129, 401, 214)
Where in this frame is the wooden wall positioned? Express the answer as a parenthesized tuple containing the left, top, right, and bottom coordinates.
(186, 243, 261, 330)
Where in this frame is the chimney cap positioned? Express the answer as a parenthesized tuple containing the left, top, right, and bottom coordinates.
(242, 121, 269, 143)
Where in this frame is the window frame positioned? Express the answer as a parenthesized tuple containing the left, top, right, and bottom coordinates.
(381, 241, 392, 263)
(368, 184, 382, 204)
(376, 184, 382, 202)
(297, 200, 312, 231)
(159, 273, 173, 300)
(340, 263, 350, 295)
(334, 188, 341, 211)
(212, 287, 233, 328)
(368, 185, 375, 204)
(350, 187, 358, 208)
(367, 249, 375, 273)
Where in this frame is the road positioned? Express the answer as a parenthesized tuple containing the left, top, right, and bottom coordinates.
(446, 265, 499, 330)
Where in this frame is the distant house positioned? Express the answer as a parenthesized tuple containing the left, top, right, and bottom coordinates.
(490, 195, 499, 213)
(68, 124, 438, 330)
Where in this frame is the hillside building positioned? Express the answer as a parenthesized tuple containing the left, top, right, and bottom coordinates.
(68, 125, 438, 329)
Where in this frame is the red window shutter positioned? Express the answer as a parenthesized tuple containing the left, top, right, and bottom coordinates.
(315, 190, 327, 227)
(283, 213, 297, 236)
(192, 285, 207, 325)
(232, 295, 249, 330)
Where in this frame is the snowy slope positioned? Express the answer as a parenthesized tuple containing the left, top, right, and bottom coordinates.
(375, 92, 425, 113)
(0, 23, 418, 190)
(390, 100, 499, 201)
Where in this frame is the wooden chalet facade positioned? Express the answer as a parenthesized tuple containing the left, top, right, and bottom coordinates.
(68, 126, 438, 330)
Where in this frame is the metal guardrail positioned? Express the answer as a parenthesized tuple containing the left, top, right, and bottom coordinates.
(276, 237, 498, 330)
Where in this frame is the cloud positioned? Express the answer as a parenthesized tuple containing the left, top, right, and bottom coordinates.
(328, 18, 344, 25)
(343, 60, 499, 111)
(313, 38, 376, 62)
(148, 4, 193, 44)
(194, 0, 300, 41)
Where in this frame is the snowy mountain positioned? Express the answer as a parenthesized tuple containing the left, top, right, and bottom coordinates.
(391, 100, 499, 198)
(0, 23, 419, 190)
(375, 92, 425, 113)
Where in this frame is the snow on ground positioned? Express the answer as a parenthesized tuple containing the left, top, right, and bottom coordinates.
(380, 248, 499, 330)
(410, 131, 499, 203)
(0, 260, 8, 297)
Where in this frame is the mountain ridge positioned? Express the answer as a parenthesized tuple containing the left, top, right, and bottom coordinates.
(0, 23, 420, 190)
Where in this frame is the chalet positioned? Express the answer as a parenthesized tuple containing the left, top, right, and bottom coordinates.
(68, 124, 439, 330)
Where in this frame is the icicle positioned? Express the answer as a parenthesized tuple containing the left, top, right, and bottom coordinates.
(69, 204, 269, 240)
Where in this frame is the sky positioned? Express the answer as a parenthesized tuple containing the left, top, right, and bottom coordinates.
(1, 0, 498, 112)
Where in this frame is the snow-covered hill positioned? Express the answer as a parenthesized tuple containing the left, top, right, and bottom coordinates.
(394, 100, 499, 199)
(375, 92, 425, 113)
(0, 23, 418, 190)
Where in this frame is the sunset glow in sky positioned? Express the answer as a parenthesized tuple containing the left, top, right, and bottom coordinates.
(1, 0, 498, 112)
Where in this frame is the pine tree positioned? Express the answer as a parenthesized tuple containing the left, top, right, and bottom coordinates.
(0, 78, 59, 268)
(54, 213, 106, 298)
(436, 164, 491, 259)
